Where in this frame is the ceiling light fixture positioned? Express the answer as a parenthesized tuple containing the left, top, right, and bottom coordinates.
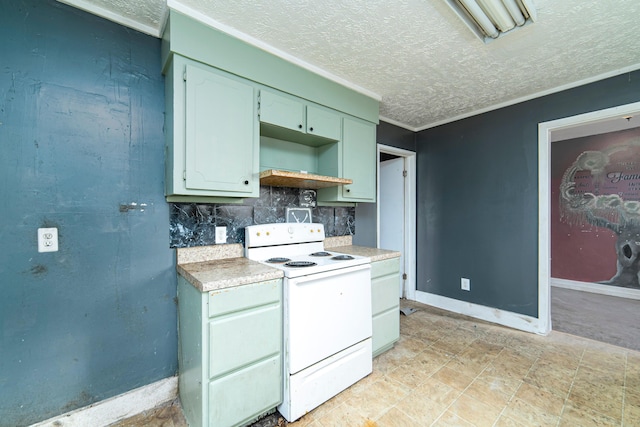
(445, 0, 537, 43)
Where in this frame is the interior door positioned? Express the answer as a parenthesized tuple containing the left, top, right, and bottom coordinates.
(379, 157, 405, 297)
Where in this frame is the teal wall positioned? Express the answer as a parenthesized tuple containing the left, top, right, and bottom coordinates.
(378, 121, 416, 152)
(0, 2, 177, 425)
(3, 0, 640, 424)
(416, 70, 640, 318)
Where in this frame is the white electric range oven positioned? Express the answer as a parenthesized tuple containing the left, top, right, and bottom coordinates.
(245, 222, 372, 422)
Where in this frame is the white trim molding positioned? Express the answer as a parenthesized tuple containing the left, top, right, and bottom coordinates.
(415, 291, 547, 335)
(31, 376, 178, 427)
(377, 144, 417, 301)
(538, 100, 640, 334)
(416, 64, 640, 132)
(552, 278, 640, 300)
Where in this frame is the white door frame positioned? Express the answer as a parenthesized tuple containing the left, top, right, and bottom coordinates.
(376, 144, 417, 300)
(538, 100, 640, 335)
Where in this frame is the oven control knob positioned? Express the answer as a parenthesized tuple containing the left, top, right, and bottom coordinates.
(256, 232, 261, 236)
(266, 231, 270, 236)
(317, 228, 321, 233)
(310, 229, 314, 233)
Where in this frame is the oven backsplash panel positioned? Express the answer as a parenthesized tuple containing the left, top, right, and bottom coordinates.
(170, 186, 355, 248)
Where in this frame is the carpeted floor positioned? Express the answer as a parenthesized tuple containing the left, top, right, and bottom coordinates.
(551, 286, 640, 351)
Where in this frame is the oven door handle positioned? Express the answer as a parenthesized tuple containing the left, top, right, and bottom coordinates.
(287, 263, 371, 285)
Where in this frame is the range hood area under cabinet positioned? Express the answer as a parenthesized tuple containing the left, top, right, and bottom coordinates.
(162, 11, 379, 204)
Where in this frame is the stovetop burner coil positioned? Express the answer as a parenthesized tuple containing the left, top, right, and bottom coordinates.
(310, 251, 332, 257)
(332, 255, 355, 261)
(266, 257, 291, 263)
(285, 261, 318, 268)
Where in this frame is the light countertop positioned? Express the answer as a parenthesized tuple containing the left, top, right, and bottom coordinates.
(330, 245, 401, 262)
(176, 240, 400, 293)
(177, 257, 283, 292)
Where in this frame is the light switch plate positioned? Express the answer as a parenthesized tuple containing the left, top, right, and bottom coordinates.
(38, 227, 59, 252)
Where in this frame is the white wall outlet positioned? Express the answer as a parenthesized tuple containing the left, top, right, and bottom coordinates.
(215, 226, 227, 244)
(461, 277, 470, 291)
(38, 227, 59, 253)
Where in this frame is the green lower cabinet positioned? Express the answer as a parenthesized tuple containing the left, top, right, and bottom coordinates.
(371, 258, 401, 357)
(178, 276, 283, 427)
(208, 355, 281, 427)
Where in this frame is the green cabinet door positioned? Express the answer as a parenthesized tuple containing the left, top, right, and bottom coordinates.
(184, 63, 259, 196)
(342, 117, 376, 201)
(316, 116, 377, 204)
(165, 55, 259, 201)
(260, 90, 306, 134)
(370, 258, 400, 357)
(260, 89, 341, 142)
(306, 104, 341, 141)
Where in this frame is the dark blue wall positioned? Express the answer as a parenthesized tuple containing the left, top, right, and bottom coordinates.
(416, 70, 640, 318)
(0, 1, 176, 425)
(378, 121, 416, 152)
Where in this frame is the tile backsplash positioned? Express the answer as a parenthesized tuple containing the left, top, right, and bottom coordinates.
(170, 186, 355, 248)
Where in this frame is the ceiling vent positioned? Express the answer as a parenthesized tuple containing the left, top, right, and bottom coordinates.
(445, 0, 537, 43)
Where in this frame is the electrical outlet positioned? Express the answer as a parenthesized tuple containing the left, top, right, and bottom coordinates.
(215, 226, 227, 244)
(38, 227, 59, 253)
(461, 277, 470, 291)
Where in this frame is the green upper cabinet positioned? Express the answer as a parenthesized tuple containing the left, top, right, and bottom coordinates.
(259, 90, 341, 143)
(163, 11, 380, 202)
(317, 116, 377, 203)
(342, 117, 376, 201)
(259, 90, 305, 134)
(165, 55, 260, 202)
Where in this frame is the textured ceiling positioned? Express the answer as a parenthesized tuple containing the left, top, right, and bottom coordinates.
(59, 0, 640, 130)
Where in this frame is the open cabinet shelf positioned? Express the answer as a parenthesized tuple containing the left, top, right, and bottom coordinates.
(259, 169, 352, 189)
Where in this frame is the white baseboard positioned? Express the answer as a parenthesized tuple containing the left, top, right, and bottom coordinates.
(31, 376, 178, 427)
(551, 278, 640, 300)
(414, 291, 548, 335)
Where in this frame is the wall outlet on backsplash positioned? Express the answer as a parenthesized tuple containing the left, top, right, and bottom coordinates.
(215, 226, 227, 244)
(169, 186, 355, 248)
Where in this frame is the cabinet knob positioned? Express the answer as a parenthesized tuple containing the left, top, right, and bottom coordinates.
(244, 180, 249, 185)
(346, 188, 351, 192)
(309, 127, 314, 132)
(298, 124, 303, 129)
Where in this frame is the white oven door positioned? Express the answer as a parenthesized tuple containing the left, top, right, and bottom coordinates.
(286, 264, 372, 375)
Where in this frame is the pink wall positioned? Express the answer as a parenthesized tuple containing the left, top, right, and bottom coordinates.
(551, 127, 640, 282)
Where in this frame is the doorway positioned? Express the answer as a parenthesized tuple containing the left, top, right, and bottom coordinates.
(377, 145, 417, 301)
(538, 100, 640, 336)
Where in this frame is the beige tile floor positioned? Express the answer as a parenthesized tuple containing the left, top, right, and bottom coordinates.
(114, 301, 640, 427)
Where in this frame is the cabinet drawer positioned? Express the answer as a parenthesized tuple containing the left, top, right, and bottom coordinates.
(209, 301, 282, 379)
(209, 354, 282, 427)
(209, 279, 281, 318)
(372, 309, 400, 357)
(371, 258, 400, 279)
(372, 274, 400, 316)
